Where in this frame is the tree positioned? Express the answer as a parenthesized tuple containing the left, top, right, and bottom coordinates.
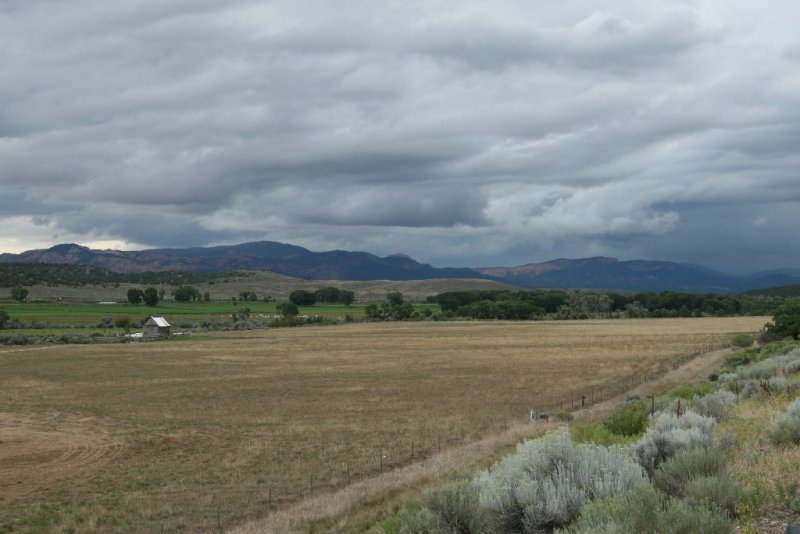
(143, 287, 159, 307)
(314, 287, 341, 303)
(203, 292, 210, 302)
(127, 288, 144, 305)
(276, 302, 299, 317)
(11, 287, 28, 302)
(387, 291, 404, 305)
(173, 285, 201, 302)
(765, 301, 800, 340)
(0, 309, 9, 329)
(338, 290, 355, 306)
(289, 290, 316, 306)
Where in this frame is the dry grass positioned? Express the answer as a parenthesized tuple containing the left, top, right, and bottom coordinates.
(0, 317, 767, 532)
(11, 271, 516, 303)
(722, 395, 800, 527)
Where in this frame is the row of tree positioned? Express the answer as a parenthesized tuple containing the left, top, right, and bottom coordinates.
(289, 287, 355, 306)
(428, 289, 784, 320)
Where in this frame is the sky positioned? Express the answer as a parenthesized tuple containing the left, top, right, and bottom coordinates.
(1, 0, 799, 274)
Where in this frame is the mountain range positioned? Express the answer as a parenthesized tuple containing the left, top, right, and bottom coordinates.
(1, 241, 798, 294)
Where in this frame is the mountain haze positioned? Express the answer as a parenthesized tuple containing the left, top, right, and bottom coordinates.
(1, 242, 798, 293)
(0, 242, 483, 281)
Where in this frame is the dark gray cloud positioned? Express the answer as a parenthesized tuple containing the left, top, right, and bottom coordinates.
(1, 0, 799, 273)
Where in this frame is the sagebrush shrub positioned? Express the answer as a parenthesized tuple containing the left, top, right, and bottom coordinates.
(629, 410, 716, 475)
(691, 390, 737, 421)
(684, 475, 740, 517)
(735, 359, 781, 381)
(653, 447, 727, 498)
(560, 485, 733, 534)
(785, 359, 800, 375)
(771, 398, 800, 445)
(393, 482, 487, 534)
(475, 427, 647, 532)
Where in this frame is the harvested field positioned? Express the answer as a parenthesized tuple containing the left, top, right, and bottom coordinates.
(0, 317, 768, 532)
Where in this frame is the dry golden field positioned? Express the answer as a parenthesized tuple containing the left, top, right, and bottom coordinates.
(0, 317, 768, 532)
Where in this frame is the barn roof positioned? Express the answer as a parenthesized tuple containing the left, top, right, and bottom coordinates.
(145, 316, 170, 327)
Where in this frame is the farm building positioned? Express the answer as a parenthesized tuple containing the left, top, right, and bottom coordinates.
(143, 316, 171, 339)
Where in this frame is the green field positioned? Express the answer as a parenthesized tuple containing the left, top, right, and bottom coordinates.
(0, 301, 441, 340)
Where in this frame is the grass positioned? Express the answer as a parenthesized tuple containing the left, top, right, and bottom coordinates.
(1, 271, 516, 305)
(0, 317, 768, 532)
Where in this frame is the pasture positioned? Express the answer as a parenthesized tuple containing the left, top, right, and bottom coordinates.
(0, 317, 768, 532)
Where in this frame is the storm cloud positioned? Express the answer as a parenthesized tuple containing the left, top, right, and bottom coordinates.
(1, 0, 798, 272)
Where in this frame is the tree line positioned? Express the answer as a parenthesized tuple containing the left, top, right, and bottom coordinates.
(428, 289, 786, 320)
(288, 287, 355, 306)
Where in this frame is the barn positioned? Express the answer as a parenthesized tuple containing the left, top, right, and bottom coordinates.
(143, 316, 171, 339)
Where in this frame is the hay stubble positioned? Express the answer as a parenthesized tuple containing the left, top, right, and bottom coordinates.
(0, 317, 767, 532)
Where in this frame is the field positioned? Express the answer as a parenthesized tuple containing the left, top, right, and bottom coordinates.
(0, 271, 515, 304)
(0, 317, 768, 532)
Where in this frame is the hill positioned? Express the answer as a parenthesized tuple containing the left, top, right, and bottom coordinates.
(745, 284, 800, 298)
(0, 242, 487, 281)
(478, 257, 800, 294)
(2, 242, 799, 294)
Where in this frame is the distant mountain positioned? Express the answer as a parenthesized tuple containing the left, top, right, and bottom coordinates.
(477, 257, 800, 294)
(1, 243, 798, 293)
(0, 242, 485, 281)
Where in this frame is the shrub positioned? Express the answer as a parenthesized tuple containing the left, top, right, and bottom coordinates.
(629, 410, 716, 475)
(731, 333, 754, 348)
(475, 427, 647, 532)
(561, 485, 733, 533)
(571, 424, 637, 447)
(555, 411, 574, 422)
(653, 447, 727, 498)
(771, 398, 800, 445)
(785, 359, 800, 375)
(395, 507, 444, 533)
(667, 382, 714, 400)
(691, 390, 737, 421)
(604, 400, 650, 436)
(683, 475, 740, 517)
(391, 482, 486, 534)
(96, 316, 114, 328)
(735, 359, 782, 380)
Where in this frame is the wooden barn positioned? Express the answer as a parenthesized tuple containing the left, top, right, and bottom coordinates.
(143, 316, 171, 339)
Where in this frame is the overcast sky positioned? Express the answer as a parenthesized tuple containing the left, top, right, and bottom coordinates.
(1, 1, 799, 273)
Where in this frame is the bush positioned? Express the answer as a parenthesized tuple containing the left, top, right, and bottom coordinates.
(785, 359, 800, 375)
(571, 424, 637, 447)
(691, 390, 737, 421)
(96, 316, 114, 328)
(629, 410, 716, 475)
(561, 485, 733, 533)
(390, 482, 486, 534)
(475, 427, 647, 532)
(667, 382, 714, 400)
(731, 333, 754, 348)
(555, 411, 574, 422)
(771, 398, 800, 445)
(684, 475, 740, 517)
(604, 400, 650, 436)
(653, 447, 728, 498)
